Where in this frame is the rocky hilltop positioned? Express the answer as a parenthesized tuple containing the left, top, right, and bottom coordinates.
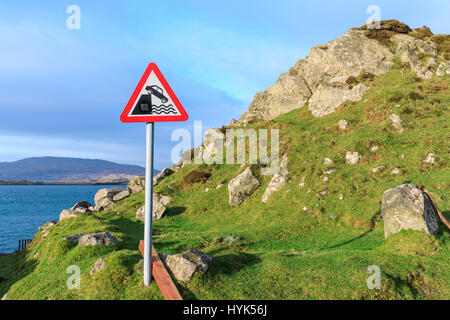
(231, 20, 449, 124)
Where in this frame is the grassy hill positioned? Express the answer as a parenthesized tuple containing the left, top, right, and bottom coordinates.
(1, 61, 448, 300)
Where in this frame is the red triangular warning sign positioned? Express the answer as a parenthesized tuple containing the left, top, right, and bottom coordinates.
(120, 63, 188, 123)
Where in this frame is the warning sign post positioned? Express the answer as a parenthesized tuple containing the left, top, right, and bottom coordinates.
(121, 63, 188, 286)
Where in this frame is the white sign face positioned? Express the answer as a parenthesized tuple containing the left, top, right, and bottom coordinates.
(128, 71, 182, 117)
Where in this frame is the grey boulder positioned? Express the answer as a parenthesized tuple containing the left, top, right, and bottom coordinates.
(162, 250, 212, 283)
(381, 184, 439, 238)
(78, 232, 118, 247)
(128, 176, 145, 193)
(59, 209, 81, 221)
(262, 154, 288, 203)
(136, 194, 171, 221)
(94, 187, 126, 211)
(112, 189, 131, 202)
(228, 167, 260, 206)
(70, 201, 94, 213)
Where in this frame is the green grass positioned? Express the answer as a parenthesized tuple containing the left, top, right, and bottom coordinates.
(1, 66, 449, 300)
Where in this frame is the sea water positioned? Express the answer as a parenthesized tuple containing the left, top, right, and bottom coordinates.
(0, 185, 124, 253)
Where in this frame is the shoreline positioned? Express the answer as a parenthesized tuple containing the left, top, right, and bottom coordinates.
(0, 181, 129, 186)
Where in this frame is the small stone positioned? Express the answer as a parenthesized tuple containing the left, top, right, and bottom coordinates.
(137, 259, 144, 274)
(205, 188, 209, 192)
(389, 114, 404, 133)
(90, 257, 107, 276)
(299, 176, 306, 187)
(324, 169, 335, 175)
(323, 158, 333, 165)
(302, 207, 308, 212)
(33, 252, 39, 259)
(338, 120, 350, 130)
(423, 153, 435, 164)
(372, 166, 386, 173)
(1, 293, 7, 300)
(216, 184, 223, 189)
(345, 151, 360, 165)
(323, 177, 329, 182)
(370, 146, 379, 152)
(391, 168, 401, 175)
(320, 190, 328, 197)
(436, 62, 447, 77)
(338, 194, 344, 200)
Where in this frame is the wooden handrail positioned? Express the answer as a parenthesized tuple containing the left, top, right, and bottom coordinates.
(139, 240, 183, 300)
(417, 184, 450, 231)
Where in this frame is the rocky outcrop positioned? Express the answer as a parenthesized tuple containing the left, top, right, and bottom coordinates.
(161, 250, 212, 283)
(228, 167, 260, 206)
(59, 209, 81, 221)
(308, 83, 368, 117)
(381, 184, 439, 238)
(390, 34, 441, 78)
(90, 257, 107, 276)
(232, 28, 394, 125)
(262, 154, 288, 203)
(136, 194, 172, 221)
(94, 187, 126, 211)
(78, 232, 118, 247)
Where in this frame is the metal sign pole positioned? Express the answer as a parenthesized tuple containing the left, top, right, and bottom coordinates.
(144, 122, 154, 286)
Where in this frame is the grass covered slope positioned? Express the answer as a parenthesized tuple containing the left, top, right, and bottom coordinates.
(1, 63, 449, 300)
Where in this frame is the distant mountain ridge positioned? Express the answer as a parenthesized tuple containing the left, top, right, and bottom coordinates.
(0, 157, 151, 182)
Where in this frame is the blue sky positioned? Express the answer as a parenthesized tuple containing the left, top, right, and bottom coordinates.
(0, 0, 448, 170)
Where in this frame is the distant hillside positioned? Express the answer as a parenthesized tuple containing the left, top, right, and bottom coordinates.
(0, 157, 152, 182)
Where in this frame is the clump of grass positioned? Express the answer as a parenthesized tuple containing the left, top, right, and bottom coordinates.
(410, 26, 433, 39)
(409, 91, 424, 101)
(182, 169, 211, 184)
(431, 34, 450, 60)
(378, 230, 440, 256)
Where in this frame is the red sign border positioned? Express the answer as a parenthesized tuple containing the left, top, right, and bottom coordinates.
(120, 63, 188, 123)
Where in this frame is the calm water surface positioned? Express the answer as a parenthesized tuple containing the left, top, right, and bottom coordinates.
(0, 185, 124, 253)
